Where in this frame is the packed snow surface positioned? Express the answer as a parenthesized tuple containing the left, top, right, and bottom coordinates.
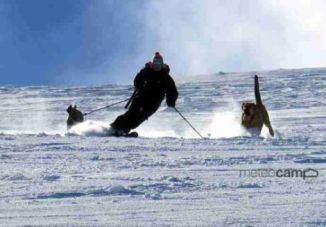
(0, 68, 325, 226)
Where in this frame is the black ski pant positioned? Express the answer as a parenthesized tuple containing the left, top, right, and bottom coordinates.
(111, 96, 163, 133)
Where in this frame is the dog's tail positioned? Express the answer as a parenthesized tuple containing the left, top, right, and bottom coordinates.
(254, 75, 262, 105)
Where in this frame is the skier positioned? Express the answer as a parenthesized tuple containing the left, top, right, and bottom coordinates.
(110, 52, 178, 136)
(241, 75, 274, 136)
(66, 105, 84, 129)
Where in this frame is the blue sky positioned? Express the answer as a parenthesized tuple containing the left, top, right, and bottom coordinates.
(0, 0, 325, 85)
(0, 0, 145, 85)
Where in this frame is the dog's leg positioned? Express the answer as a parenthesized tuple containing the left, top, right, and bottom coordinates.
(261, 105, 274, 136)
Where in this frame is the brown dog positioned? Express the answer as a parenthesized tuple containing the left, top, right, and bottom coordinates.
(241, 75, 274, 136)
(66, 105, 84, 130)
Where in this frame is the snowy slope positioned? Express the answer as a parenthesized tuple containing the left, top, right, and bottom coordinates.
(0, 68, 325, 226)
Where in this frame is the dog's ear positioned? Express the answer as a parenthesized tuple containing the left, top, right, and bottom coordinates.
(73, 105, 77, 109)
(67, 105, 73, 113)
(241, 103, 246, 110)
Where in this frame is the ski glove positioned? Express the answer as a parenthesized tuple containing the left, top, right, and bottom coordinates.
(167, 100, 176, 108)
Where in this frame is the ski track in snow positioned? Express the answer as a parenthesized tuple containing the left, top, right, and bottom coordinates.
(0, 68, 325, 226)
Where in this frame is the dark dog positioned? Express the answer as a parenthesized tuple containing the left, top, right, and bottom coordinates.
(241, 75, 274, 136)
(66, 105, 84, 130)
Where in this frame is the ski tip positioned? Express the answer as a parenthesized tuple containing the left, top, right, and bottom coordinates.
(127, 132, 138, 138)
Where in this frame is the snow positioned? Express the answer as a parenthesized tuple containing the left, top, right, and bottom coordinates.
(0, 68, 325, 226)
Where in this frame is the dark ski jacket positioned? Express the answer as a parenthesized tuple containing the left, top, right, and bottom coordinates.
(133, 62, 178, 107)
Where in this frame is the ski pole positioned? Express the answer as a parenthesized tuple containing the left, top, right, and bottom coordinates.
(173, 107, 204, 139)
(83, 98, 131, 116)
(125, 90, 137, 109)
